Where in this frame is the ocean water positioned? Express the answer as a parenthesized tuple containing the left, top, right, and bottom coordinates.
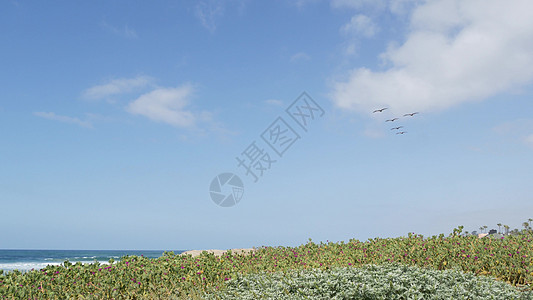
(0, 249, 185, 273)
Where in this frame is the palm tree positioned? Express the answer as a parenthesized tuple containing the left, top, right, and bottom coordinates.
(483, 225, 488, 233)
(479, 227, 484, 234)
(523, 222, 529, 232)
(528, 218, 532, 228)
(497, 223, 502, 234)
(504, 225, 510, 235)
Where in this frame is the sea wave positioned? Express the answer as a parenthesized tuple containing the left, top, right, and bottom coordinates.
(0, 261, 110, 273)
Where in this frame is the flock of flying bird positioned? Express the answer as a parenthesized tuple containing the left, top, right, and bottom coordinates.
(372, 107, 419, 135)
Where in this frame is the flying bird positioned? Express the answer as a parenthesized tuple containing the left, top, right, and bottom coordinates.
(386, 118, 399, 122)
(396, 131, 407, 135)
(391, 126, 403, 130)
(373, 108, 388, 113)
(404, 112, 419, 117)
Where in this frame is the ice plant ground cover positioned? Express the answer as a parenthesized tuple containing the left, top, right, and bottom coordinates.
(0, 227, 531, 299)
(207, 263, 533, 299)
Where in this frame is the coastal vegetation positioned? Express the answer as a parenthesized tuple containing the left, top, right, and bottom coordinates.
(1, 222, 532, 299)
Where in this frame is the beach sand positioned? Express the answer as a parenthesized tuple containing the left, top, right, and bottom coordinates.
(180, 248, 255, 257)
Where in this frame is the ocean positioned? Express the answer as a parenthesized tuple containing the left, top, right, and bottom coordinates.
(0, 249, 185, 273)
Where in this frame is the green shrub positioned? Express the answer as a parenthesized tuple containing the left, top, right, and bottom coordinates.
(208, 264, 532, 299)
(0, 230, 531, 299)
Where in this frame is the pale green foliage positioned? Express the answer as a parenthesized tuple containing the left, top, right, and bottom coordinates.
(208, 264, 533, 299)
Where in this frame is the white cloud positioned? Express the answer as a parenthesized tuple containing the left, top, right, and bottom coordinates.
(126, 84, 198, 128)
(265, 99, 284, 106)
(290, 52, 311, 62)
(33, 112, 92, 128)
(195, 0, 225, 33)
(82, 76, 152, 100)
(343, 42, 357, 56)
(331, 0, 533, 115)
(331, 0, 386, 10)
(341, 14, 379, 38)
(389, 0, 422, 15)
(100, 21, 138, 39)
(331, 0, 419, 14)
(194, 0, 250, 31)
(292, 0, 321, 8)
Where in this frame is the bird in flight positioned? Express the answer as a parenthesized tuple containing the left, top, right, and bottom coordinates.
(373, 108, 388, 113)
(404, 112, 419, 117)
(386, 118, 399, 122)
(391, 126, 403, 130)
(396, 131, 407, 135)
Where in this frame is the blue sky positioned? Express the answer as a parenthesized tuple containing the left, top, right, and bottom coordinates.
(1, 0, 532, 250)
